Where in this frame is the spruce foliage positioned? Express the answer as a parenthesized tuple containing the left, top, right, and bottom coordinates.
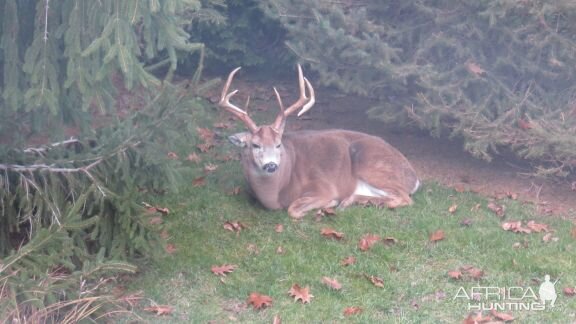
(262, 0, 576, 177)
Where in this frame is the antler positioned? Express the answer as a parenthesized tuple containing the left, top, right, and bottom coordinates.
(219, 67, 259, 133)
(272, 64, 315, 131)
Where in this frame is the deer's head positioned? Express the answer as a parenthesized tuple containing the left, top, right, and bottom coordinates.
(220, 65, 315, 174)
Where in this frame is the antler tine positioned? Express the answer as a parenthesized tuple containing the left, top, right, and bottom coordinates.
(219, 67, 259, 132)
(282, 64, 315, 117)
(273, 87, 285, 113)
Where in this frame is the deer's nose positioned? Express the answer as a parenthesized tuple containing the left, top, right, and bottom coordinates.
(262, 162, 278, 173)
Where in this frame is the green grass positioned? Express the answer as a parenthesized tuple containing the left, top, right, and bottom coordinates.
(125, 152, 576, 323)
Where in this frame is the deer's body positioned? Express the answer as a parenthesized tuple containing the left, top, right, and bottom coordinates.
(220, 65, 419, 218)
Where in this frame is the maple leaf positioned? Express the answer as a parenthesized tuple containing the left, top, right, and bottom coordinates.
(204, 163, 218, 173)
(321, 227, 344, 240)
(447, 270, 462, 280)
(358, 234, 380, 251)
(247, 292, 272, 310)
(563, 287, 576, 296)
(321, 276, 342, 290)
(196, 127, 215, 142)
(487, 202, 506, 217)
(429, 229, 445, 242)
(186, 153, 201, 163)
(490, 309, 514, 322)
(341, 256, 356, 266)
(288, 284, 313, 303)
(526, 220, 549, 233)
(223, 221, 246, 234)
(192, 176, 206, 187)
(143, 305, 173, 316)
(367, 275, 385, 288)
(165, 243, 177, 254)
(211, 264, 237, 276)
(448, 204, 458, 214)
(275, 224, 284, 233)
(343, 306, 363, 316)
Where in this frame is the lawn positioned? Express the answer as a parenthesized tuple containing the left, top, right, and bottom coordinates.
(125, 129, 576, 323)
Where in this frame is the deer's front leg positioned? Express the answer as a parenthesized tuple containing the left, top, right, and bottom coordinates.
(287, 196, 339, 219)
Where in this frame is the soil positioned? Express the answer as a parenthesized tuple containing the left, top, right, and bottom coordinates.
(214, 79, 576, 220)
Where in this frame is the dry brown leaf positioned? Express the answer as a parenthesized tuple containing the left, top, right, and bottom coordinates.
(165, 243, 177, 254)
(517, 118, 533, 130)
(167, 152, 179, 160)
(211, 264, 237, 276)
(429, 229, 445, 242)
(487, 201, 506, 217)
(321, 227, 344, 240)
(186, 152, 202, 163)
(564, 287, 576, 296)
(275, 224, 284, 233)
(358, 234, 380, 251)
(144, 305, 173, 316)
(197, 127, 215, 142)
(247, 292, 272, 310)
(197, 142, 213, 153)
(341, 256, 356, 266)
(343, 306, 363, 316)
(223, 221, 246, 233)
(368, 275, 385, 288)
(382, 236, 398, 245)
(466, 62, 486, 76)
(272, 314, 282, 324)
(501, 221, 531, 234)
(214, 122, 232, 129)
(160, 230, 170, 240)
(542, 232, 553, 242)
(463, 312, 491, 324)
(322, 276, 342, 290)
(526, 220, 549, 233)
(276, 246, 284, 254)
(448, 204, 458, 214)
(490, 309, 515, 322)
(288, 284, 313, 303)
(148, 216, 163, 225)
(192, 176, 206, 187)
(447, 270, 462, 280)
(463, 266, 484, 280)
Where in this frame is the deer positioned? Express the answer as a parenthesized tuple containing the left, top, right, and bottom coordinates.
(219, 64, 420, 219)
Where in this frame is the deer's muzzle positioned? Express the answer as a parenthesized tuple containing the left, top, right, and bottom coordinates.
(262, 162, 278, 173)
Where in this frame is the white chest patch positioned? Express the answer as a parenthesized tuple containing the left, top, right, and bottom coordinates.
(354, 180, 390, 198)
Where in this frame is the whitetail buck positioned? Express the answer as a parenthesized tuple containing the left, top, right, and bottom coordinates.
(219, 65, 420, 218)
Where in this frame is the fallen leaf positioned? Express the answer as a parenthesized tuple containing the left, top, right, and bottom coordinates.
(144, 305, 173, 316)
(502, 220, 531, 234)
(275, 224, 284, 233)
(276, 246, 284, 254)
(141, 202, 169, 215)
(165, 243, 177, 254)
(223, 221, 246, 234)
(463, 312, 491, 324)
(448, 204, 458, 214)
(517, 118, 533, 130)
(367, 275, 385, 288)
(322, 277, 342, 290)
(470, 203, 481, 212)
(214, 122, 232, 129)
(211, 264, 237, 276)
(382, 236, 398, 245)
(288, 284, 313, 303)
(246, 243, 259, 255)
(466, 62, 486, 76)
(343, 306, 363, 316)
(447, 270, 462, 280)
(571, 226, 576, 239)
(564, 287, 576, 296)
(526, 220, 549, 233)
(429, 229, 445, 242)
(148, 216, 163, 225)
(197, 127, 215, 142)
(461, 266, 484, 280)
(490, 309, 514, 321)
(192, 176, 206, 187)
(204, 163, 219, 173)
(247, 292, 272, 310)
(358, 234, 380, 251)
(487, 202, 506, 217)
(197, 142, 213, 153)
(341, 256, 356, 266)
(167, 152, 179, 160)
(160, 230, 170, 240)
(186, 153, 202, 163)
(321, 227, 344, 240)
(542, 233, 553, 242)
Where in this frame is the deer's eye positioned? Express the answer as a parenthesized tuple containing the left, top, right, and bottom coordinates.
(252, 143, 261, 149)
(275, 144, 281, 149)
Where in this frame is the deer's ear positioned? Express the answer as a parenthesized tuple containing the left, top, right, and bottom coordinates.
(228, 132, 250, 148)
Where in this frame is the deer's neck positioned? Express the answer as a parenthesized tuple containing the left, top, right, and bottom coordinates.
(244, 147, 293, 210)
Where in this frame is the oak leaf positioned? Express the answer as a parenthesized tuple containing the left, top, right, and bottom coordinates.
(321, 227, 344, 240)
(343, 306, 363, 316)
(211, 264, 237, 276)
(358, 234, 380, 251)
(322, 276, 342, 290)
(247, 292, 272, 310)
(143, 305, 173, 316)
(341, 256, 356, 266)
(429, 229, 445, 242)
(288, 284, 313, 303)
